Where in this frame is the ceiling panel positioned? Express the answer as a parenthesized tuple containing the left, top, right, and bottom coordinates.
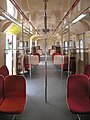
(15, 0, 86, 36)
(0, 0, 89, 37)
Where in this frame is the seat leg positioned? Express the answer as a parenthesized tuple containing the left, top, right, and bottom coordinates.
(77, 114, 81, 120)
(11, 115, 16, 120)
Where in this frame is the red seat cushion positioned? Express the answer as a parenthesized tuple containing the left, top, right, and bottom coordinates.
(0, 98, 26, 113)
(0, 75, 4, 105)
(0, 75, 26, 114)
(0, 65, 9, 77)
(67, 98, 90, 113)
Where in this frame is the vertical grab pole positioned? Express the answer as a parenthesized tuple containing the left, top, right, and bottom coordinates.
(22, 22, 24, 75)
(77, 34, 81, 73)
(61, 33, 63, 55)
(12, 35, 13, 75)
(44, 0, 48, 103)
(82, 33, 86, 68)
(29, 28, 31, 80)
(61, 33, 64, 80)
(45, 36, 47, 103)
(68, 23, 70, 76)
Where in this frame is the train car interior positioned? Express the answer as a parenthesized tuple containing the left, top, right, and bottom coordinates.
(0, 0, 90, 120)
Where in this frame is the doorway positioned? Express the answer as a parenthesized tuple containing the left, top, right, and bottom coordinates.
(5, 34, 16, 75)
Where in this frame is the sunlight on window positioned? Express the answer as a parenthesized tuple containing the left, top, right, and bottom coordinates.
(6, 0, 14, 16)
(30, 25, 32, 31)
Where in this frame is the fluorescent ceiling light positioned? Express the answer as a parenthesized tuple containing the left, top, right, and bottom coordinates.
(64, 19, 66, 24)
(65, 25, 68, 28)
(56, 33, 59, 36)
(72, 14, 87, 24)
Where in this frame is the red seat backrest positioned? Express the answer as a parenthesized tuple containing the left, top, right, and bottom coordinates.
(33, 53, 40, 62)
(4, 75, 26, 99)
(67, 74, 89, 99)
(0, 65, 9, 78)
(0, 75, 4, 105)
(52, 53, 60, 62)
(84, 65, 90, 78)
(24, 54, 30, 69)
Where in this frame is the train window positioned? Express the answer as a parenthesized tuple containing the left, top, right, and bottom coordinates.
(6, 0, 15, 17)
(76, 39, 84, 61)
(80, 40, 84, 61)
(80, 40, 83, 49)
(18, 41, 24, 48)
(64, 41, 68, 48)
(69, 40, 75, 48)
(32, 41, 35, 46)
(76, 41, 79, 53)
(64, 40, 75, 55)
(6, 34, 13, 49)
(24, 41, 28, 47)
(64, 41, 68, 54)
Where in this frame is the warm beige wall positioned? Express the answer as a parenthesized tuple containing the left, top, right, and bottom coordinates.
(38, 39, 45, 53)
(0, 0, 7, 10)
(0, 32, 6, 66)
(37, 38, 56, 54)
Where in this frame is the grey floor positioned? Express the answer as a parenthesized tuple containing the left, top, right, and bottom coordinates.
(0, 55, 90, 120)
(21, 55, 74, 120)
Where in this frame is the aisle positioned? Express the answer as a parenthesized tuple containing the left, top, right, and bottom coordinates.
(0, 55, 90, 120)
(21, 55, 74, 120)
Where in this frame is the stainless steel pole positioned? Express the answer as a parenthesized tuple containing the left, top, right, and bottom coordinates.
(82, 33, 86, 68)
(12, 35, 13, 75)
(45, 36, 47, 103)
(29, 28, 32, 80)
(44, 0, 48, 103)
(68, 23, 70, 76)
(21, 22, 24, 75)
(61, 33, 63, 80)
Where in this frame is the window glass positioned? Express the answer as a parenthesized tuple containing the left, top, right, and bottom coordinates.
(6, 0, 14, 16)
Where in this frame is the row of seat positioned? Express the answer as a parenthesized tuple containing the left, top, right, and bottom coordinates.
(24, 53, 40, 71)
(37, 49, 43, 56)
(0, 53, 40, 75)
(49, 49, 56, 55)
(0, 65, 26, 120)
(67, 65, 90, 120)
(52, 53, 76, 72)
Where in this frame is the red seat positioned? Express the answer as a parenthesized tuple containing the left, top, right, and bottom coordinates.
(24, 54, 31, 70)
(49, 49, 52, 54)
(50, 49, 56, 55)
(84, 64, 90, 78)
(67, 74, 90, 119)
(33, 53, 40, 62)
(52, 52, 60, 63)
(0, 75, 26, 114)
(0, 65, 9, 77)
(0, 75, 4, 105)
